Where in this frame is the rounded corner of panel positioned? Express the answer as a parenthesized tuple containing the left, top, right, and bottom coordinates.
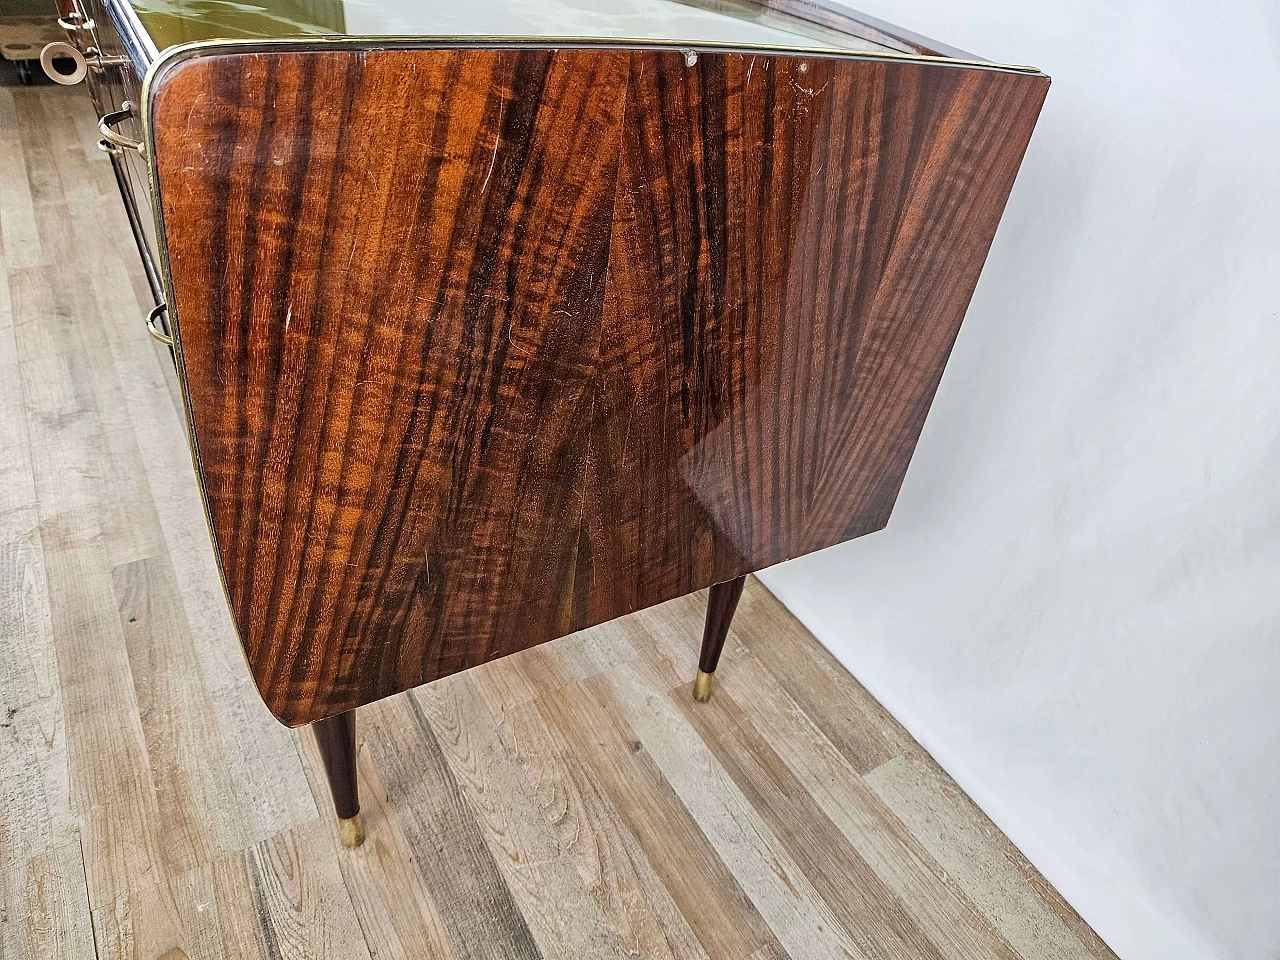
(143, 41, 231, 111)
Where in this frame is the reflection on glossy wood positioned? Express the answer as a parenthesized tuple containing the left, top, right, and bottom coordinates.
(151, 47, 1047, 724)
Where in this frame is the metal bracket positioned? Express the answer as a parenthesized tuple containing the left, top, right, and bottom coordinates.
(146, 302, 173, 347)
(57, 13, 95, 33)
(98, 102, 146, 158)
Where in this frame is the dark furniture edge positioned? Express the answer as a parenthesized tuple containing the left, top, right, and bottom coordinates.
(102, 0, 158, 73)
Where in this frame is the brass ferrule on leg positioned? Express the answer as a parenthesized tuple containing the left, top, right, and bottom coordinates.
(693, 669, 714, 702)
(337, 813, 365, 848)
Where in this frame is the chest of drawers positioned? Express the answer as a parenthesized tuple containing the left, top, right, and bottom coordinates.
(47, 0, 1047, 847)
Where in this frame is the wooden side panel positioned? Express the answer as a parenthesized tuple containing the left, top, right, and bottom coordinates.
(596, 51, 1047, 593)
(151, 47, 1047, 724)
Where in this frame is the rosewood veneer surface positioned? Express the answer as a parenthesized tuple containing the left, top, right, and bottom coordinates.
(146, 45, 1046, 724)
(85, 20, 1039, 721)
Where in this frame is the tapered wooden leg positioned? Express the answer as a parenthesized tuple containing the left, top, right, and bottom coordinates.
(694, 575, 747, 702)
(312, 710, 364, 848)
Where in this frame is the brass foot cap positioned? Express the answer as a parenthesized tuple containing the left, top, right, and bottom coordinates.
(337, 813, 365, 848)
(693, 669, 714, 702)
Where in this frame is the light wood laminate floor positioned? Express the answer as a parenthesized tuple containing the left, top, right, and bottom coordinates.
(0, 76, 1116, 960)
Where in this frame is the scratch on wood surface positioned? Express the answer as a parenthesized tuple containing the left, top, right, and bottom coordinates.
(482, 97, 505, 194)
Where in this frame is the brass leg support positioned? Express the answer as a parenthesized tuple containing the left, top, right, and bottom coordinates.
(693, 669, 715, 702)
(337, 813, 365, 849)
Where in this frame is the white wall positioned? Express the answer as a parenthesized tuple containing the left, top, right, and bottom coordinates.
(759, 3, 1280, 959)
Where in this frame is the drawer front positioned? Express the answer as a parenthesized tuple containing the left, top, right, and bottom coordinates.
(81, 0, 157, 252)
(69, 0, 170, 345)
(55, 0, 130, 122)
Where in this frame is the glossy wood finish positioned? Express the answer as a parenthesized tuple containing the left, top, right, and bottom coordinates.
(150, 46, 1047, 725)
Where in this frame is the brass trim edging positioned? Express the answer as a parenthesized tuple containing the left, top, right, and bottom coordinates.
(140, 34, 1043, 81)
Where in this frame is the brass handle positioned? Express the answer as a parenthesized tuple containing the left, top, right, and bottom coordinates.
(98, 102, 146, 158)
(146, 303, 173, 347)
(57, 13, 95, 32)
(40, 42, 87, 85)
(83, 46, 131, 72)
